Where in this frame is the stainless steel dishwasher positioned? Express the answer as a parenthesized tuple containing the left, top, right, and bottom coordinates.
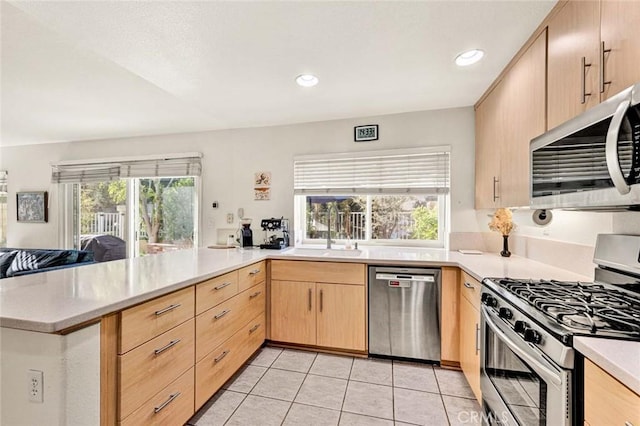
(369, 266, 441, 362)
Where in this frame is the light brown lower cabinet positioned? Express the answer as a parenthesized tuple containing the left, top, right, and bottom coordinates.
(459, 272, 482, 402)
(269, 260, 366, 353)
(584, 358, 640, 426)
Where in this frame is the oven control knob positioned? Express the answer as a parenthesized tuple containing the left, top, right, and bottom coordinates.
(481, 293, 498, 307)
(524, 329, 542, 344)
(499, 307, 513, 319)
(514, 320, 527, 333)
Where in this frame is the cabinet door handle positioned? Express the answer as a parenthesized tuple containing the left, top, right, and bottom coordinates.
(249, 324, 261, 334)
(464, 282, 475, 289)
(580, 56, 592, 104)
(213, 282, 232, 291)
(475, 323, 480, 355)
(154, 391, 181, 414)
(600, 41, 612, 93)
(308, 288, 312, 311)
(624, 422, 634, 426)
(492, 177, 499, 202)
(214, 349, 230, 363)
(249, 291, 262, 299)
(249, 269, 261, 275)
(154, 339, 181, 356)
(319, 290, 324, 313)
(214, 309, 231, 320)
(154, 304, 181, 316)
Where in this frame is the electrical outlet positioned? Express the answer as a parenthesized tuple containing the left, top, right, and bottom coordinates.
(226, 213, 234, 224)
(28, 369, 43, 403)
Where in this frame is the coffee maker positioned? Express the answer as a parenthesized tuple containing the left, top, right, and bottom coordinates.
(237, 218, 253, 247)
(259, 217, 290, 249)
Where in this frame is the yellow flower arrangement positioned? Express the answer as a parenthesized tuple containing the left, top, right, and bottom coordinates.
(489, 208, 515, 236)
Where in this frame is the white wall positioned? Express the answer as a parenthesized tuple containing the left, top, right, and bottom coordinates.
(0, 107, 480, 248)
(0, 324, 100, 425)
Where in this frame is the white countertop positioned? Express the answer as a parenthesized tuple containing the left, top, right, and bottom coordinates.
(3, 245, 637, 390)
(0, 245, 591, 333)
(575, 337, 640, 395)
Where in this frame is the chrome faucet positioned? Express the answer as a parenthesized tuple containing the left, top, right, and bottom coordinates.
(326, 203, 336, 249)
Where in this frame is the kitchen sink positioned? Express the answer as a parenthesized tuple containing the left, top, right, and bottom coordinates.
(283, 247, 363, 258)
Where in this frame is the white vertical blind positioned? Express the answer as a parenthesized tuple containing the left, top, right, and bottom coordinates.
(294, 148, 450, 194)
(0, 170, 7, 194)
(51, 154, 202, 183)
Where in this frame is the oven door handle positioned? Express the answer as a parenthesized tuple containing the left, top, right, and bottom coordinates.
(482, 306, 562, 387)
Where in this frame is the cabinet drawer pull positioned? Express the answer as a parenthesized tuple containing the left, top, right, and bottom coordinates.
(249, 291, 262, 299)
(600, 41, 612, 93)
(154, 391, 181, 414)
(249, 324, 261, 334)
(249, 268, 261, 275)
(154, 304, 181, 316)
(624, 422, 634, 426)
(214, 349, 230, 363)
(214, 309, 231, 320)
(213, 282, 232, 291)
(580, 56, 592, 104)
(463, 282, 475, 289)
(154, 339, 181, 355)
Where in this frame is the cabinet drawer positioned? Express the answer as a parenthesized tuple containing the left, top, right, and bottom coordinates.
(195, 282, 265, 361)
(584, 359, 640, 426)
(238, 261, 266, 292)
(271, 260, 365, 285)
(460, 272, 482, 310)
(195, 271, 239, 315)
(119, 319, 195, 420)
(120, 287, 194, 354)
(119, 367, 194, 426)
(195, 312, 265, 409)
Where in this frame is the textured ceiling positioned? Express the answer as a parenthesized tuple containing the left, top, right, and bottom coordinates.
(1, 1, 556, 146)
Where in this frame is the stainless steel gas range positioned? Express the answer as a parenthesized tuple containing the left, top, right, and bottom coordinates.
(479, 234, 640, 426)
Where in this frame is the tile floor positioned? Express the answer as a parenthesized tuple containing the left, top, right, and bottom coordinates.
(187, 347, 482, 426)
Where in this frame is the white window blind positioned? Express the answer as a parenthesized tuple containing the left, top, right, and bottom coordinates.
(294, 148, 450, 194)
(52, 154, 202, 184)
(0, 170, 7, 194)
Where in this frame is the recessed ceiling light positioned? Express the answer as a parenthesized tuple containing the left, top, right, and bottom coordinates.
(455, 49, 485, 66)
(295, 74, 319, 87)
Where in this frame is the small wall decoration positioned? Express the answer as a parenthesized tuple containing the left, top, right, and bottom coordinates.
(254, 171, 271, 200)
(354, 124, 378, 142)
(17, 191, 48, 223)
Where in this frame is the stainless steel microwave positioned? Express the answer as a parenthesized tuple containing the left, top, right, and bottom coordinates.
(530, 82, 640, 210)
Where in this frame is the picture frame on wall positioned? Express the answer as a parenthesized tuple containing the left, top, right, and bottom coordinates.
(17, 191, 48, 223)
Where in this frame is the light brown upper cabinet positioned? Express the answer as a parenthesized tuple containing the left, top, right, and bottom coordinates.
(600, 0, 640, 101)
(547, 0, 601, 129)
(548, 0, 640, 128)
(475, 30, 547, 209)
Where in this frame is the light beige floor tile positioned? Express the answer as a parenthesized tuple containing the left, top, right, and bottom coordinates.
(350, 358, 392, 386)
(394, 387, 448, 425)
(283, 403, 341, 426)
(309, 353, 354, 379)
(342, 381, 393, 420)
(250, 368, 305, 401)
(248, 346, 283, 367)
(434, 367, 476, 399)
(443, 395, 483, 426)
(223, 364, 268, 393)
(295, 374, 348, 410)
(271, 348, 318, 373)
(392, 361, 439, 393)
(338, 412, 394, 426)
(191, 390, 245, 426)
(225, 395, 290, 426)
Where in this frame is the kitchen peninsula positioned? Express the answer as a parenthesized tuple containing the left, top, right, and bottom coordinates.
(2, 246, 637, 426)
